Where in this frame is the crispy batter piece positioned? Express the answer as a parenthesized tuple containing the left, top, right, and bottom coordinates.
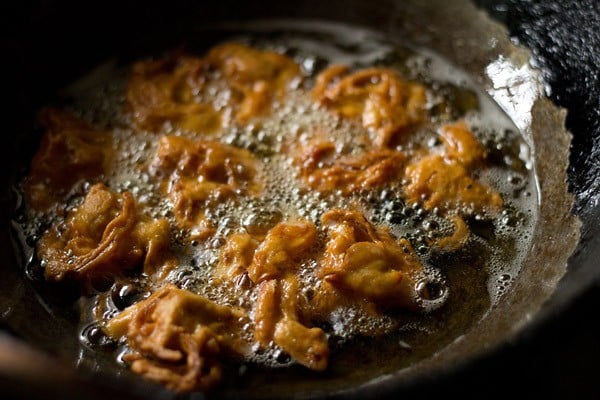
(404, 121, 503, 213)
(435, 215, 470, 251)
(295, 137, 406, 194)
(318, 209, 425, 311)
(254, 277, 329, 371)
(214, 220, 317, 283)
(213, 221, 328, 371)
(213, 232, 260, 281)
(247, 220, 317, 283)
(438, 120, 486, 167)
(206, 43, 301, 123)
(153, 135, 262, 239)
(405, 155, 503, 213)
(126, 55, 221, 134)
(104, 284, 249, 392)
(38, 183, 175, 284)
(24, 107, 113, 211)
(313, 65, 427, 147)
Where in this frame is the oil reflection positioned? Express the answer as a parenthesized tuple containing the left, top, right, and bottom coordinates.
(485, 56, 543, 135)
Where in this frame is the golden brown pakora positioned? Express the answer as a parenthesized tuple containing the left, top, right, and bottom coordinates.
(206, 43, 301, 123)
(404, 121, 503, 213)
(126, 55, 222, 134)
(104, 284, 249, 392)
(295, 137, 406, 194)
(313, 65, 427, 147)
(152, 135, 262, 239)
(24, 107, 113, 211)
(318, 209, 425, 311)
(38, 183, 175, 285)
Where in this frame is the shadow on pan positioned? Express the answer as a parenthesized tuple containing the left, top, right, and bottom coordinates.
(0, 0, 599, 399)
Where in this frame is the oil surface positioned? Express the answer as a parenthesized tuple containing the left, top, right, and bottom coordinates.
(14, 21, 539, 392)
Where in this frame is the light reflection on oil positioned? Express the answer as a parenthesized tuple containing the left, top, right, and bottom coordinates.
(485, 55, 543, 136)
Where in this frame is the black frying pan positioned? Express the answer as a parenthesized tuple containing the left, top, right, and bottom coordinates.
(1, 0, 598, 398)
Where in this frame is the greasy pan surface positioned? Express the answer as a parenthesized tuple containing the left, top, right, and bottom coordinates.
(1, 0, 598, 398)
